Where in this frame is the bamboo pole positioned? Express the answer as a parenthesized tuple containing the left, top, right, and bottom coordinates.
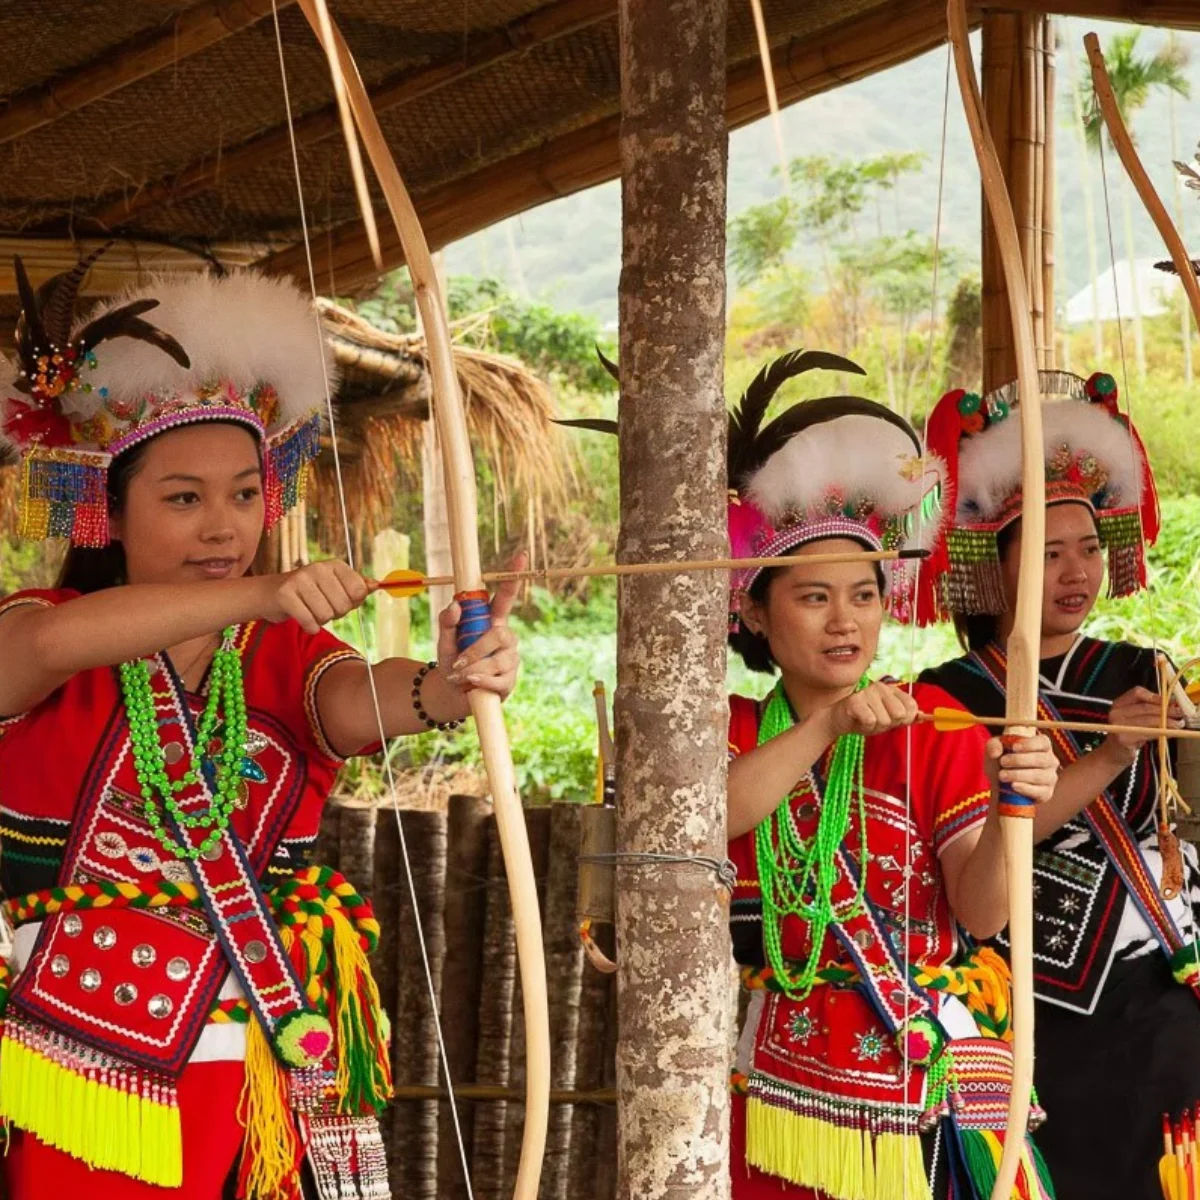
(1030, 16, 1047, 366)
(257, 0, 970, 292)
(982, 12, 1019, 393)
(438, 795, 494, 1200)
(0, 0, 291, 146)
(1043, 18, 1058, 365)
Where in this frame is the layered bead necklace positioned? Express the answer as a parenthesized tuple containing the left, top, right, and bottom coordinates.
(119, 628, 248, 861)
(754, 678, 869, 999)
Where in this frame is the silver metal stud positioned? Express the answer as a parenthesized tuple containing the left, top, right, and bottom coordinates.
(114, 982, 138, 1006)
(62, 914, 83, 937)
(79, 968, 101, 992)
(166, 956, 191, 982)
(163, 742, 185, 766)
(93, 925, 117, 950)
(50, 954, 70, 978)
(202, 841, 223, 861)
(132, 944, 157, 968)
(148, 994, 174, 1019)
(244, 940, 267, 964)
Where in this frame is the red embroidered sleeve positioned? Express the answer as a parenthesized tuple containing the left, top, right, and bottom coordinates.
(912, 682, 992, 856)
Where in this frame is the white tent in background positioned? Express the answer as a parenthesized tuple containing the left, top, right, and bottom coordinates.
(1065, 257, 1182, 325)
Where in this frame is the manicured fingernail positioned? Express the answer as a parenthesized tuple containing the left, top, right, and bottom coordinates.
(452, 657, 467, 671)
(466, 675, 484, 687)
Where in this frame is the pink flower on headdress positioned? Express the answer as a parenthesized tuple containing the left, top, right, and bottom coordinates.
(728, 492, 771, 593)
(2, 397, 73, 449)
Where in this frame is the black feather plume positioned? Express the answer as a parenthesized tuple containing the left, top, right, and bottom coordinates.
(555, 417, 618, 436)
(39, 242, 113, 349)
(596, 346, 620, 383)
(76, 298, 189, 369)
(727, 349, 866, 485)
(13, 256, 47, 372)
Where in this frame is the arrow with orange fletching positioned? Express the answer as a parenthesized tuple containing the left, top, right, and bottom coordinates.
(371, 547, 929, 598)
(924, 707, 1200, 742)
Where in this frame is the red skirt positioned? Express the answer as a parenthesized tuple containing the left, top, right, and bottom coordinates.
(4, 1060, 246, 1200)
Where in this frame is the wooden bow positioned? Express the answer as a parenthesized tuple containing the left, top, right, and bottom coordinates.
(947, 6, 1046, 1196)
(1084, 32, 1200, 334)
(294, 4, 551, 1196)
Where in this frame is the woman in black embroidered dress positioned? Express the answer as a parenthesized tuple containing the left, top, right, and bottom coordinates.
(919, 370, 1200, 1200)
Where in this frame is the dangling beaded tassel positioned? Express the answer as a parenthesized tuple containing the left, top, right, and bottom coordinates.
(754, 679, 869, 1000)
(119, 628, 248, 860)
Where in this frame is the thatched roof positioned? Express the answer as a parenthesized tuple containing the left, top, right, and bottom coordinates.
(312, 300, 566, 552)
(0, 299, 567, 551)
(4, 0, 1191, 317)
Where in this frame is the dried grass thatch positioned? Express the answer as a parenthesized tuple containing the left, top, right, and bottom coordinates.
(315, 300, 568, 558)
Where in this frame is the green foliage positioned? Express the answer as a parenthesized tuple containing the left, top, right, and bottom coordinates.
(444, 276, 617, 394)
(1082, 29, 1191, 147)
(728, 197, 799, 286)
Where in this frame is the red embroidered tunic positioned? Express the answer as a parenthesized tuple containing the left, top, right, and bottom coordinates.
(727, 683, 992, 1199)
(0, 588, 365, 1198)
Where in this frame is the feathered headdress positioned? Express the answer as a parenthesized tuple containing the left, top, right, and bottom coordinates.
(920, 369, 1159, 619)
(727, 349, 947, 627)
(1, 251, 332, 545)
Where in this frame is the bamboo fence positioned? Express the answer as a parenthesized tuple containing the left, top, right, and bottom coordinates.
(317, 796, 617, 1200)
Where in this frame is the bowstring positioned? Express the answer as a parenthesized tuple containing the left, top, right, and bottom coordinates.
(900, 43, 952, 1200)
(1096, 130, 1200, 967)
(268, 4, 477, 1193)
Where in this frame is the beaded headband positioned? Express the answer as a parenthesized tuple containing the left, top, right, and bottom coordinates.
(920, 369, 1160, 621)
(1, 255, 331, 546)
(728, 386, 947, 630)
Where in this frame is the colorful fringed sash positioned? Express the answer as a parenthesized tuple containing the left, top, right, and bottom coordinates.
(740, 832, 1055, 1200)
(0, 866, 391, 1195)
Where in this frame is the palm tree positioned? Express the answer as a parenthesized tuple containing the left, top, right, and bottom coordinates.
(1083, 29, 1191, 381)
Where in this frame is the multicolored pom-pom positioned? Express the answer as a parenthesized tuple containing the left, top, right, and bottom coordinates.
(896, 1013, 946, 1067)
(1170, 943, 1200, 989)
(273, 1009, 334, 1068)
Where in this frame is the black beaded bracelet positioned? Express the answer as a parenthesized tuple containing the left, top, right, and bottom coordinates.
(412, 661, 463, 732)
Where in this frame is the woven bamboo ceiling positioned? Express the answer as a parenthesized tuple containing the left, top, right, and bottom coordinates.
(1, 0, 1198, 310)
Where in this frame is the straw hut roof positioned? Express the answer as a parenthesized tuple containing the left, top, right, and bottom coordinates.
(0, 299, 567, 551)
(312, 299, 566, 552)
(2, 0, 1192, 328)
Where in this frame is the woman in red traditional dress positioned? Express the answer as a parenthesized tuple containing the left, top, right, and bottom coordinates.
(0, 260, 519, 1199)
(722, 354, 1059, 1200)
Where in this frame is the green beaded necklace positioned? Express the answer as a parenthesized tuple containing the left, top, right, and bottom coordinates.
(754, 678, 869, 1000)
(119, 628, 248, 861)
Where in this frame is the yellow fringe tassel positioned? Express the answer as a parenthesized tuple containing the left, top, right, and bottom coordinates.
(746, 1098, 933, 1200)
(237, 1015, 302, 1200)
(0, 1032, 182, 1186)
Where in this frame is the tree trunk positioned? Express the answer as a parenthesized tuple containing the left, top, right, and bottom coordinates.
(616, 2, 732, 1198)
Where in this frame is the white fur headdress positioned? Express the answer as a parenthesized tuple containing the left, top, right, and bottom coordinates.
(726, 350, 947, 625)
(1, 252, 332, 544)
(920, 369, 1160, 619)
